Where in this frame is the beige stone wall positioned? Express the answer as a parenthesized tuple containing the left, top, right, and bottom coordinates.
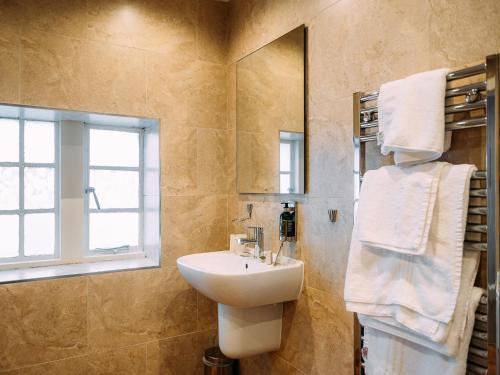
(227, 0, 500, 374)
(0, 0, 228, 373)
(1, 1, 500, 374)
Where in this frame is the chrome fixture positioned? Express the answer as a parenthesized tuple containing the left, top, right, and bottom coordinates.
(237, 226, 264, 259)
(273, 241, 285, 266)
(328, 209, 338, 223)
(465, 88, 481, 103)
(353, 57, 500, 374)
(232, 203, 253, 223)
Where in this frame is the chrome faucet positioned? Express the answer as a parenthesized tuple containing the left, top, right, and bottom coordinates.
(237, 226, 264, 259)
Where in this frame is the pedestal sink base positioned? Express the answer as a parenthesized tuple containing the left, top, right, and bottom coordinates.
(218, 303, 283, 359)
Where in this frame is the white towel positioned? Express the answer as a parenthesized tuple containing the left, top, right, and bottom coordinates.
(359, 250, 480, 356)
(378, 68, 450, 166)
(345, 163, 476, 337)
(357, 162, 446, 255)
(363, 287, 484, 375)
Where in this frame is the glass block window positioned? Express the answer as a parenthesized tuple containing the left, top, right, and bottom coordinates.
(0, 119, 58, 261)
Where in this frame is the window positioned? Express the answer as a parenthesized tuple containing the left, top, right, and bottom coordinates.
(279, 140, 293, 194)
(0, 119, 59, 262)
(279, 131, 304, 194)
(85, 126, 143, 255)
(0, 105, 160, 280)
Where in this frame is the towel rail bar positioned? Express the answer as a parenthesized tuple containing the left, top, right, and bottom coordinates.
(446, 99, 487, 114)
(359, 118, 487, 142)
(359, 64, 487, 102)
(464, 242, 487, 251)
(466, 224, 487, 233)
(353, 56, 498, 375)
(359, 99, 486, 117)
(446, 81, 487, 98)
(476, 303, 487, 315)
(469, 346, 489, 358)
(468, 353, 489, 368)
(476, 313, 488, 323)
(470, 189, 487, 197)
(467, 363, 488, 375)
(360, 170, 486, 180)
(360, 117, 487, 130)
(473, 330, 488, 340)
(472, 170, 487, 179)
(468, 207, 487, 215)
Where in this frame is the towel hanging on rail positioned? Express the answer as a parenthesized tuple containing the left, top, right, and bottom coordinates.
(345, 163, 476, 338)
(363, 287, 483, 375)
(378, 68, 450, 166)
(358, 250, 480, 357)
(357, 162, 446, 255)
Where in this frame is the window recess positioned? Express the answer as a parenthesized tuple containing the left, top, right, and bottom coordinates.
(0, 104, 160, 282)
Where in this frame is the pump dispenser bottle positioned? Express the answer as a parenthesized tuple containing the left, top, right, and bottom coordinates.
(279, 201, 296, 242)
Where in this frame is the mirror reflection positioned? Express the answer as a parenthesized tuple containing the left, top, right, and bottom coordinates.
(236, 25, 306, 194)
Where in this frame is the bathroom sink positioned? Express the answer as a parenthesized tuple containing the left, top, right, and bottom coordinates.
(177, 251, 304, 308)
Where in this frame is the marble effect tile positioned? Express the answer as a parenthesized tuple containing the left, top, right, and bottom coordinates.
(87, 267, 196, 349)
(17, 345, 146, 375)
(20, 30, 87, 110)
(197, 292, 218, 331)
(162, 195, 228, 267)
(198, 128, 232, 194)
(279, 287, 353, 374)
(0, 24, 20, 104)
(146, 330, 217, 375)
(82, 40, 148, 116)
(0, 278, 88, 371)
(198, 0, 229, 63)
(162, 126, 198, 195)
(86, 0, 198, 55)
(240, 353, 304, 375)
(146, 53, 227, 129)
(429, 0, 500, 67)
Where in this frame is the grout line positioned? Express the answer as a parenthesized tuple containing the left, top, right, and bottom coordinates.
(2, 329, 220, 373)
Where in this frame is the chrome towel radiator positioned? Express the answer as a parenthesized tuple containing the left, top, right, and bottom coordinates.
(352, 54, 499, 375)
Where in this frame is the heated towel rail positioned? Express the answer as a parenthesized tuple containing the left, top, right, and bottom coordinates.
(352, 54, 500, 375)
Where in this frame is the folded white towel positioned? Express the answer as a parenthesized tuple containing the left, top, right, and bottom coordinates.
(359, 250, 480, 356)
(357, 162, 446, 255)
(345, 163, 476, 337)
(363, 287, 484, 375)
(378, 68, 450, 166)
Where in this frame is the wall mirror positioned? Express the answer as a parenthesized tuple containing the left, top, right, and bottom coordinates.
(236, 25, 306, 194)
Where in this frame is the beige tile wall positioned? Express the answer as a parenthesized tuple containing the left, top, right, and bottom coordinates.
(227, 0, 500, 374)
(0, 0, 227, 373)
(1, 0, 500, 374)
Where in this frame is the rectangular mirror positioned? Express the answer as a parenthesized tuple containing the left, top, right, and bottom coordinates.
(236, 25, 306, 194)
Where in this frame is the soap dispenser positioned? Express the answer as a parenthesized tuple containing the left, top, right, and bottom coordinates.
(279, 201, 296, 242)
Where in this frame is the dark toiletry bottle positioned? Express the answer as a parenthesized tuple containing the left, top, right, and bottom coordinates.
(279, 202, 296, 242)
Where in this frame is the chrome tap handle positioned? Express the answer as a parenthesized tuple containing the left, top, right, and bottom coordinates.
(247, 226, 263, 238)
(247, 226, 264, 258)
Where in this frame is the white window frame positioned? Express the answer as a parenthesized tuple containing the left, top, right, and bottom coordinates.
(279, 139, 296, 194)
(83, 124, 145, 257)
(0, 117, 60, 264)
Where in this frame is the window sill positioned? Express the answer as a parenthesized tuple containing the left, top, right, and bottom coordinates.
(0, 256, 160, 284)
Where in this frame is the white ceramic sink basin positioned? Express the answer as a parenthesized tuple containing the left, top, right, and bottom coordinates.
(177, 251, 304, 308)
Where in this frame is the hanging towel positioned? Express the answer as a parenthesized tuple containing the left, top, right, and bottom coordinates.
(378, 68, 450, 166)
(363, 287, 484, 375)
(357, 162, 446, 255)
(359, 250, 480, 356)
(345, 163, 476, 337)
